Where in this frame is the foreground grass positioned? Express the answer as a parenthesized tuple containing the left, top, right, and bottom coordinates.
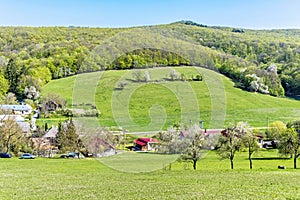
(0, 150, 300, 199)
(42, 67, 300, 131)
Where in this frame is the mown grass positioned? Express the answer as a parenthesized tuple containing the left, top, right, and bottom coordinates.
(42, 67, 300, 131)
(0, 150, 300, 199)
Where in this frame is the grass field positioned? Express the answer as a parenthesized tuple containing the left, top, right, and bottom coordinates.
(42, 67, 300, 131)
(0, 150, 300, 199)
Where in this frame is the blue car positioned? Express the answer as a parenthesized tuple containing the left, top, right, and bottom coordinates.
(20, 153, 35, 159)
(0, 152, 12, 158)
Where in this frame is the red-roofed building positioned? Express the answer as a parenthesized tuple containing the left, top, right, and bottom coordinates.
(134, 138, 158, 151)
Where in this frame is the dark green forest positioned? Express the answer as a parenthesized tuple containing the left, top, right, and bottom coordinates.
(0, 21, 300, 100)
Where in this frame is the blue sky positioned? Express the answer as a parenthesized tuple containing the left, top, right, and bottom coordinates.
(1, 0, 300, 29)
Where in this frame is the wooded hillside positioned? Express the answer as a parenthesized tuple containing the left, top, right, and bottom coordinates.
(0, 21, 299, 100)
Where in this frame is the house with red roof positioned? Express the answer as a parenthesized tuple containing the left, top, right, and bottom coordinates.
(134, 138, 158, 151)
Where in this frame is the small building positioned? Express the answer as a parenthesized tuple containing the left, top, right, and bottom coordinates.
(42, 126, 59, 145)
(134, 138, 158, 151)
(0, 104, 33, 115)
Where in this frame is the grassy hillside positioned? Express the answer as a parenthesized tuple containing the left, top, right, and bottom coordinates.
(42, 67, 300, 131)
(0, 150, 299, 199)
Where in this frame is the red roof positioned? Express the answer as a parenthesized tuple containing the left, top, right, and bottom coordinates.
(134, 138, 158, 146)
(138, 138, 158, 143)
(134, 140, 147, 146)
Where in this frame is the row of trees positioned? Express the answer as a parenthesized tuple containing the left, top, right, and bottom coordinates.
(157, 120, 300, 170)
(216, 120, 300, 169)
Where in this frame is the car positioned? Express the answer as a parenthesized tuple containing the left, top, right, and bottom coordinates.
(67, 152, 78, 158)
(20, 153, 35, 159)
(0, 152, 12, 158)
(60, 154, 68, 158)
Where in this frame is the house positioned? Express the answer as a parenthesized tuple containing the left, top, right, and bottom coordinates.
(0, 104, 33, 115)
(133, 138, 158, 151)
(42, 126, 59, 145)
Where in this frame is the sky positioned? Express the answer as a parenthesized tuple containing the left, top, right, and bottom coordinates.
(1, 0, 300, 29)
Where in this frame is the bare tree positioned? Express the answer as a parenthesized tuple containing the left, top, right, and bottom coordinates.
(132, 70, 143, 82)
(83, 127, 115, 157)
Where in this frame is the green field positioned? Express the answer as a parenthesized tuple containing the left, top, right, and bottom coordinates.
(0, 150, 299, 199)
(42, 67, 300, 131)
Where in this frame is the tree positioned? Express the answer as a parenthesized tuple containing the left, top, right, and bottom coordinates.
(64, 118, 79, 152)
(24, 86, 40, 100)
(267, 121, 287, 140)
(241, 129, 260, 169)
(56, 122, 65, 150)
(0, 118, 24, 153)
(132, 70, 143, 82)
(56, 119, 80, 153)
(181, 130, 205, 170)
(4, 59, 22, 96)
(33, 126, 45, 157)
(41, 93, 66, 115)
(144, 70, 150, 82)
(4, 92, 18, 105)
(0, 74, 9, 98)
(216, 125, 242, 169)
(278, 120, 300, 169)
(169, 69, 180, 81)
(83, 127, 114, 156)
(158, 124, 207, 170)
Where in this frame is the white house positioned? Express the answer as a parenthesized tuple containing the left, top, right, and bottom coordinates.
(0, 104, 33, 115)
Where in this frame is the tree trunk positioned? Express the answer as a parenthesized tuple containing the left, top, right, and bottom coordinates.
(193, 160, 197, 170)
(249, 149, 253, 169)
(230, 157, 234, 169)
(294, 155, 297, 169)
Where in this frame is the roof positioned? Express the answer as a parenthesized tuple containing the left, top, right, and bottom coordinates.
(43, 126, 58, 138)
(134, 138, 158, 146)
(134, 140, 147, 146)
(0, 104, 32, 111)
(17, 122, 31, 133)
(0, 115, 25, 122)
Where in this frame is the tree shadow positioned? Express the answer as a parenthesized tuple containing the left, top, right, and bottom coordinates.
(252, 157, 291, 160)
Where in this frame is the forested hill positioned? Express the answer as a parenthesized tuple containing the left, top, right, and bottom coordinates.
(0, 21, 299, 100)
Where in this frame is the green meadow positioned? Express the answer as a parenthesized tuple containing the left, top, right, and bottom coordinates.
(42, 67, 300, 131)
(0, 150, 299, 199)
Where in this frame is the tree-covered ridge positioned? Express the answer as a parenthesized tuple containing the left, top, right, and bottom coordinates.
(0, 22, 299, 100)
(169, 23, 300, 96)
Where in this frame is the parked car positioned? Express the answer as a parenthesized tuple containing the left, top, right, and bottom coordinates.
(60, 152, 84, 159)
(60, 154, 68, 158)
(0, 152, 12, 158)
(67, 152, 77, 158)
(20, 153, 35, 159)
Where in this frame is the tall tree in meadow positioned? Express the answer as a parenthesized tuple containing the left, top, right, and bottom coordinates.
(181, 126, 205, 170)
(215, 125, 242, 169)
(238, 122, 260, 169)
(278, 120, 300, 169)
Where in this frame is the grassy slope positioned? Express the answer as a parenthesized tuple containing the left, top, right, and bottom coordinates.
(42, 67, 300, 131)
(0, 150, 299, 199)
